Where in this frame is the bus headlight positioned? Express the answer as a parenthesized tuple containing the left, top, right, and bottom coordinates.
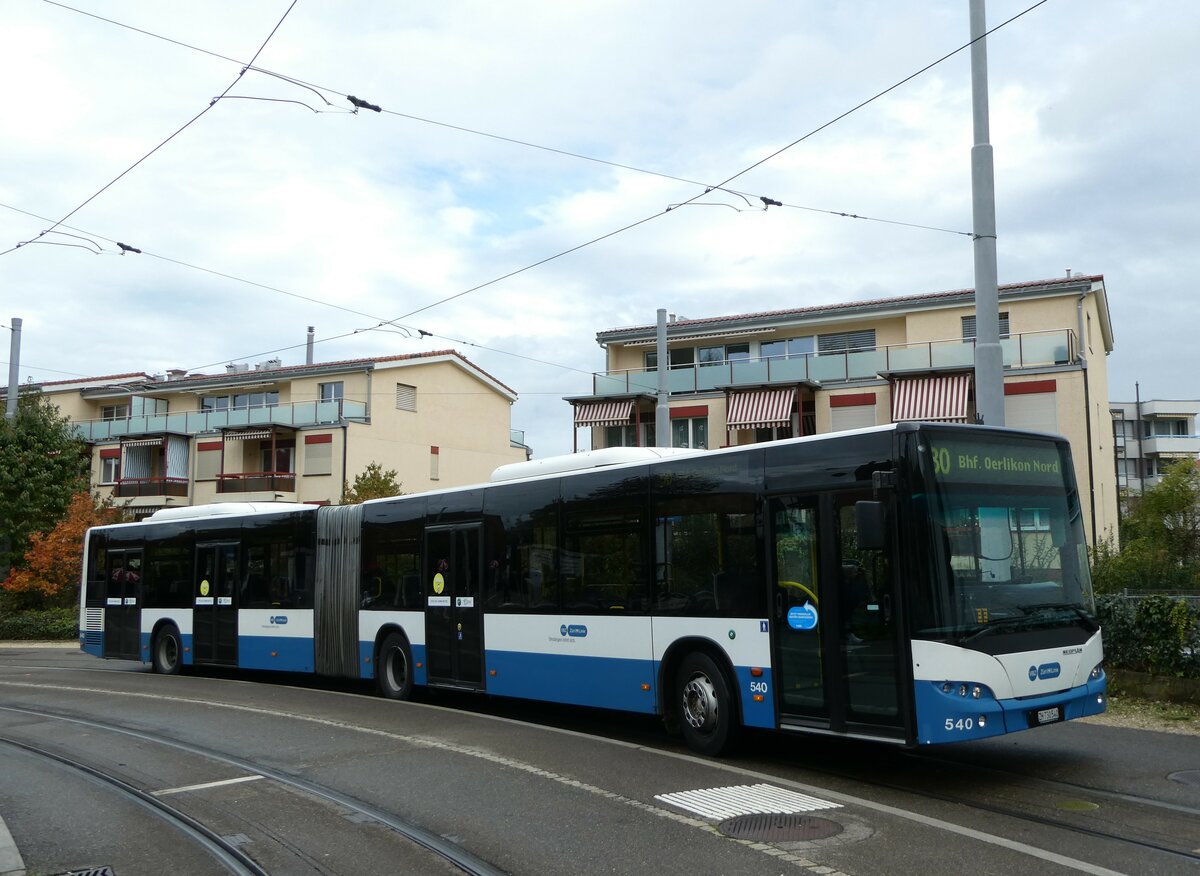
(939, 681, 993, 699)
(1090, 663, 1104, 681)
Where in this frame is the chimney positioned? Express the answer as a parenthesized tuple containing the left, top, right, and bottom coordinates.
(166, 368, 187, 381)
(306, 326, 315, 365)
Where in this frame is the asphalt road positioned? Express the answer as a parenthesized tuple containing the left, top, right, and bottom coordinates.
(1, 645, 1197, 876)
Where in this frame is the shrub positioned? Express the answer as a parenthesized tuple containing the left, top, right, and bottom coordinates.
(0, 606, 77, 641)
(1096, 594, 1200, 678)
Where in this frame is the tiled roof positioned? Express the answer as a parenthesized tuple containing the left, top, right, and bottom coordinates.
(597, 274, 1105, 340)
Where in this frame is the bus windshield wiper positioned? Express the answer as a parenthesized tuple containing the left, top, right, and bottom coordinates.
(957, 617, 1025, 646)
(1017, 602, 1099, 633)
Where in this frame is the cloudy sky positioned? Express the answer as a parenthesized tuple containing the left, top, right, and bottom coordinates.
(3, 1, 1196, 458)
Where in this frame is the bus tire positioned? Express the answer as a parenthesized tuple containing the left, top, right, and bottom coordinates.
(152, 625, 183, 676)
(676, 651, 736, 756)
(376, 633, 413, 700)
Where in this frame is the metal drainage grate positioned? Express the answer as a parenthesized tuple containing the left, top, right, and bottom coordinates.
(719, 813, 843, 843)
(1169, 770, 1200, 787)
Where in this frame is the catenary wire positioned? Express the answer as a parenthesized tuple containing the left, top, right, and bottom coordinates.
(0, 1, 299, 258)
(39, 0, 983, 238)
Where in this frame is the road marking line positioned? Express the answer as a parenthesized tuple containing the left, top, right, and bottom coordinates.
(657, 783, 841, 820)
(153, 775, 263, 796)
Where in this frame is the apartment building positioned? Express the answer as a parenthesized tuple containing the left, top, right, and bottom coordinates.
(1110, 398, 1200, 494)
(570, 273, 1116, 546)
(27, 350, 528, 516)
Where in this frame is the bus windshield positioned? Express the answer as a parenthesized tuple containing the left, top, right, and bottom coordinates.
(911, 432, 1097, 647)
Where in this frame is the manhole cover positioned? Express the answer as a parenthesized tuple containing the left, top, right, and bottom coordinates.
(1169, 770, 1200, 787)
(719, 813, 843, 842)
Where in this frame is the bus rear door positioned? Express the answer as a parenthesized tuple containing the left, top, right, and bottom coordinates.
(770, 492, 905, 740)
(194, 542, 239, 665)
(424, 524, 484, 689)
(103, 548, 142, 660)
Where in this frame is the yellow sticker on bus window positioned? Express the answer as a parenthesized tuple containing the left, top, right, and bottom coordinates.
(200, 579, 210, 597)
(432, 573, 445, 595)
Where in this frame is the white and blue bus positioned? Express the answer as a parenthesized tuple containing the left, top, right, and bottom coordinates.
(80, 423, 1106, 754)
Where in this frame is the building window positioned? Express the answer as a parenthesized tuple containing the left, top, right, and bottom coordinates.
(961, 312, 1010, 339)
(672, 417, 708, 449)
(761, 337, 814, 359)
(196, 444, 221, 480)
(201, 391, 280, 412)
(670, 348, 695, 367)
(260, 445, 294, 473)
(818, 329, 876, 353)
(100, 456, 119, 484)
(698, 345, 725, 364)
(101, 404, 129, 421)
(605, 423, 656, 448)
(396, 383, 416, 412)
(304, 434, 332, 476)
(319, 381, 343, 402)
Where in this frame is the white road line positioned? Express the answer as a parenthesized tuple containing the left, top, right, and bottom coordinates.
(656, 783, 842, 820)
(152, 775, 263, 796)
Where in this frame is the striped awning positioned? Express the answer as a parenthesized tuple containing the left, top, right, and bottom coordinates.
(726, 388, 796, 430)
(120, 438, 163, 448)
(573, 399, 634, 428)
(223, 429, 273, 441)
(891, 374, 971, 423)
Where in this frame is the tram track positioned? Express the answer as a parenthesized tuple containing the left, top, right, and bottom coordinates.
(0, 734, 269, 876)
(0, 705, 506, 876)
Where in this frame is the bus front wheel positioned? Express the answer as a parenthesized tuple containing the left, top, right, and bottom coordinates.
(376, 633, 414, 700)
(676, 652, 735, 756)
(152, 625, 182, 675)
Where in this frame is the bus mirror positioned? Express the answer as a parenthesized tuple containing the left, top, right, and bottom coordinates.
(856, 501, 886, 551)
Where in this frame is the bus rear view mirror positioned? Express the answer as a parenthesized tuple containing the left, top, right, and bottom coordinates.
(856, 500, 886, 551)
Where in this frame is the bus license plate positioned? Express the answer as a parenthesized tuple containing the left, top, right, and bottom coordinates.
(1034, 706, 1062, 725)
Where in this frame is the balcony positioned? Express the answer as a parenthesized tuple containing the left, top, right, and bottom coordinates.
(217, 472, 297, 494)
(1141, 435, 1200, 457)
(592, 329, 1077, 397)
(74, 398, 368, 443)
(113, 477, 190, 498)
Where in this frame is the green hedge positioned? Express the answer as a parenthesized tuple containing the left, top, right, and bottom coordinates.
(0, 606, 77, 641)
(1096, 594, 1200, 679)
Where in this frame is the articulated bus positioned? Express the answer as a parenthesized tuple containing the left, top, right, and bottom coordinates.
(80, 423, 1106, 754)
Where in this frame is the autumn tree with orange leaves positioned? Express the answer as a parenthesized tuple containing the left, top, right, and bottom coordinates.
(3, 491, 126, 609)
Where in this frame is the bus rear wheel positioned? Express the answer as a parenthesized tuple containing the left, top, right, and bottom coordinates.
(153, 625, 182, 675)
(376, 633, 413, 700)
(676, 652, 735, 756)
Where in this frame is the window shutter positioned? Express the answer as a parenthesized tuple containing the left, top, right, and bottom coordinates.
(395, 383, 416, 412)
(817, 329, 876, 353)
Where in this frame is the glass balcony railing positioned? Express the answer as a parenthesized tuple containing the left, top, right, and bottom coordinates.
(73, 398, 368, 442)
(592, 329, 1077, 396)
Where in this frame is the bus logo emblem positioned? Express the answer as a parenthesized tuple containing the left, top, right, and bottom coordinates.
(1029, 662, 1060, 681)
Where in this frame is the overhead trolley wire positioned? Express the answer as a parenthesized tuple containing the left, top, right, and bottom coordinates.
(1, 1, 299, 258)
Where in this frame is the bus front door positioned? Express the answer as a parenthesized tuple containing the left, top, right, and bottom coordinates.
(194, 543, 239, 666)
(770, 493, 905, 739)
(104, 548, 142, 660)
(424, 524, 484, 689)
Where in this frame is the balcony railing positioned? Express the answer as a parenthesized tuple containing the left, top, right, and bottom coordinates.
(592, 328, 1077, 397)
(113, 477, 190, 498)
(1141, 435, 1200, 457)
(74, 398, 368, 443)
(217, 472, 297, 494)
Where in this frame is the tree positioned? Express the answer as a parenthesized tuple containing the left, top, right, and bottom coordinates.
(3, 491, 125, 608)
(0, 393, 90, 576)
(342, 461, 403, 504)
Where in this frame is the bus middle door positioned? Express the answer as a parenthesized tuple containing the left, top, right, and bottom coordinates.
(104, 548, 142, 660)
(194, 542, 239, 666)
(424, 524, 484, 689)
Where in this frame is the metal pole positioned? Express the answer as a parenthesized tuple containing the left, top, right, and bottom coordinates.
(970, 0, 1004, 426)
(655, 309, 669, 447)
(5, 317, 21, 420)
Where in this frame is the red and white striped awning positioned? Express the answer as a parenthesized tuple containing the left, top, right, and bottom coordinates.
(891, 374, 971, 422)
(726, 388, 796, 430)
(573, 399, 635, 428)
(120, 438, 163, 448)
(223, 429, 273, 441)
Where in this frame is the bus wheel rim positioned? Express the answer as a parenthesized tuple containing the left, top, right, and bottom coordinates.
(683, 673, 717, 731)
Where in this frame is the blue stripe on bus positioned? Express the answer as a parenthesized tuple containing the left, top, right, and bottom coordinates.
(485, 650, 657, 714)
(238, 636, 315, 673)
(914, 675, 1109, 744)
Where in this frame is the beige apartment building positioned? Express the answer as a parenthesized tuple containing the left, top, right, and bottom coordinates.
(31, 350, 528, 516)
(570, 274, 1117, 546)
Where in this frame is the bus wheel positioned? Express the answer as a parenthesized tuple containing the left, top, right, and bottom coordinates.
(677, 652, 735, 756)
(377, 633, 413, 700)
(153, 626, 182, 675)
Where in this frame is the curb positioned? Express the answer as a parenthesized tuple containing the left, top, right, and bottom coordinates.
(0, 641, 76, 649)
(0, 813, 25, 876)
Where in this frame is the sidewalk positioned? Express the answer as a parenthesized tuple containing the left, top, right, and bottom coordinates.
(0, 641, 75, 648)
(0, 814, 24, 876)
